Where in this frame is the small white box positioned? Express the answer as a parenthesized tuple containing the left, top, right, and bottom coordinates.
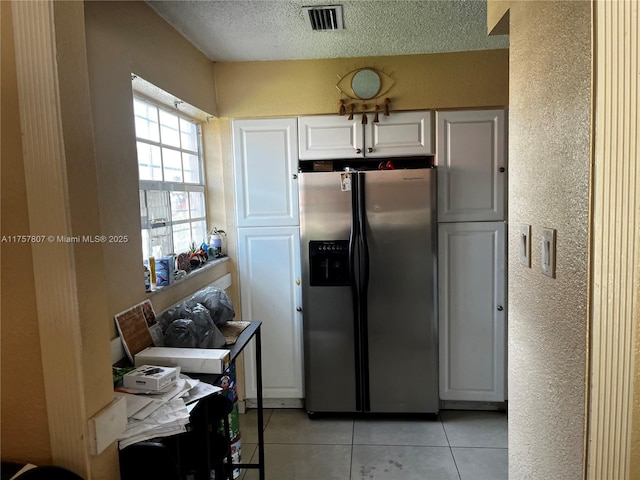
(134, 347, 230, 374)
(122, 365, 179, 391)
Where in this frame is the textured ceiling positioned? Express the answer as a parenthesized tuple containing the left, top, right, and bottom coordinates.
(146, 0, 509, 62)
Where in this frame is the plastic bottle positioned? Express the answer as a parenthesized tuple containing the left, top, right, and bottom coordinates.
(148, 257, 156, 286)
(144, 265, 151, 292)
(210, 233, 222, 258)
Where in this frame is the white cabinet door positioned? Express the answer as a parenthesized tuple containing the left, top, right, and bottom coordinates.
(438, 222, 506, 402)
(436, 109, 506, 222)
(238, 226, 304, 400)
(298, 116, 363, 160)
(298, 111, 434, 160)
(365, 110, 434, 157)
(233, 118, 299, 227)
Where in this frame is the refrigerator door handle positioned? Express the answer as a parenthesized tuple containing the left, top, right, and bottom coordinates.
(349, 180, 358, 294)
(357, 172, 370, 297)
(349, 173, 363, 411)
(357, 171, 371, 411)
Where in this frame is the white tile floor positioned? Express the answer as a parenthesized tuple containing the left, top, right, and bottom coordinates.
(236, 409, 507, 480)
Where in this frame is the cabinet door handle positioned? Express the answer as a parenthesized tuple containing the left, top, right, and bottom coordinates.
(497, 305, 504, 311)
(296, 306, 302, 312)
(367, 147, 373, 153)
(356, 148, 362, 154)
(499, 167, 506, 173)
(292, 173, 298, 180)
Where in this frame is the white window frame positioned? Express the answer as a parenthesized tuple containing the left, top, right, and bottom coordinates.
(134, 96, 207, 259)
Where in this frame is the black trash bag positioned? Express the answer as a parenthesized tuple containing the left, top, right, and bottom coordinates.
(163, 319, 199, 348)
(161, 304, 226, 349)
(189, 287, 235, 326)
(190, 303, 226, 348)
(158, 304, 191, 332)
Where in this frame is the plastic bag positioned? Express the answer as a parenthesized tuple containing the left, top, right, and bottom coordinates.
(189, 287, 235, 326)
(190, 303, 226, 348)
(158, 304, 191, 332)
(163, 319, 199, 348)
(162, 304, 227, 349)
(158, 286, 234, 349)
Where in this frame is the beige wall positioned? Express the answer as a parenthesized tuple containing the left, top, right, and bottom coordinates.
(502, 1, 592, 479)
(1, 1, 52, 464)
(214, 49, 508, 118)
(83, 1, 221, 335)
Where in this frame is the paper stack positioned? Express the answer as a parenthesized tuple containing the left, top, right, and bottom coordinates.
(116, 372, 221, 449)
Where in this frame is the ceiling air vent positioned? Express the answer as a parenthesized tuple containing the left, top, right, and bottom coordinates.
(303, 5, 344, 31)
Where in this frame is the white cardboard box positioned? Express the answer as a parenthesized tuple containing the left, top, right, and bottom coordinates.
(122, 365, 179, 391)
(134, 347, 230, 374)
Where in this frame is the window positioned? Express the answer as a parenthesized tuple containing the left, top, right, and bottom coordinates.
(134, 97, 207, 259)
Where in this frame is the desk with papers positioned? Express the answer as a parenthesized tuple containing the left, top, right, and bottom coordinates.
(117, 320, 264, 480)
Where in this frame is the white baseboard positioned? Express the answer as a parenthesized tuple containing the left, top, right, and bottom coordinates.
(246, 398, 303, 409)
(440, 400, 508, 411)
(111, 337, 126, 365)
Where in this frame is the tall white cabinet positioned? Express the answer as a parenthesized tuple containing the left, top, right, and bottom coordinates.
(233, 118, 304, 404)
(436, 109, 507, 403)
(438, 222, 506, 401)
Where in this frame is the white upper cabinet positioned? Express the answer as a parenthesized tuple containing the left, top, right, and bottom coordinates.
(364, 110, 434, 158)
(436, 109, 506, 222)
(233, 118, 299, 227)
(297, 116, 363, 160)
(298, 111, 434, 160)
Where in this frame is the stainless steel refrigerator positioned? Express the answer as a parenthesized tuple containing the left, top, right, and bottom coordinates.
(299, 167, 438, 414)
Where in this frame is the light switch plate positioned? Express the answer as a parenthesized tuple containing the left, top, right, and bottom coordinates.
(519, 224, 531, 267)
(541, 227, 556, 278)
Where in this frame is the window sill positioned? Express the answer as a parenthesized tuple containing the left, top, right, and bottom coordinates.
(146, 256, 230, 297)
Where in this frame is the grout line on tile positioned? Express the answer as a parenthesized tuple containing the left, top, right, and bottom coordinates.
(263, 441, 354, 446)
(451, 446, 509, 450)
(440, 412, 462, 480)
(352, 442, 452, 448)
(349, 420, 355, 480)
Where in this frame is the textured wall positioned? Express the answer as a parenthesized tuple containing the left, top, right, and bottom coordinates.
(507, 1, 591, 479)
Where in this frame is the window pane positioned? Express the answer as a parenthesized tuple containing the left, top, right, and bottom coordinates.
(183, 152, 201, 184)
(162, 148, 183, 182)
(146, 190, 171, 225)
(172, 223, 191, 254)
(189, 192, 206, 219)
(150, 224, 173, 258)
(191, 220, 207, 247)
(141, 229, 150, 260)
(135, 96, 207, 269)
(180, 118, 198, 152)
(134, 99, 159, 142)
(159, 109, 180, 148)
(140, 190, 148, 226)
(170, 191, 189, 221)
(137, 142, 163, 181)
